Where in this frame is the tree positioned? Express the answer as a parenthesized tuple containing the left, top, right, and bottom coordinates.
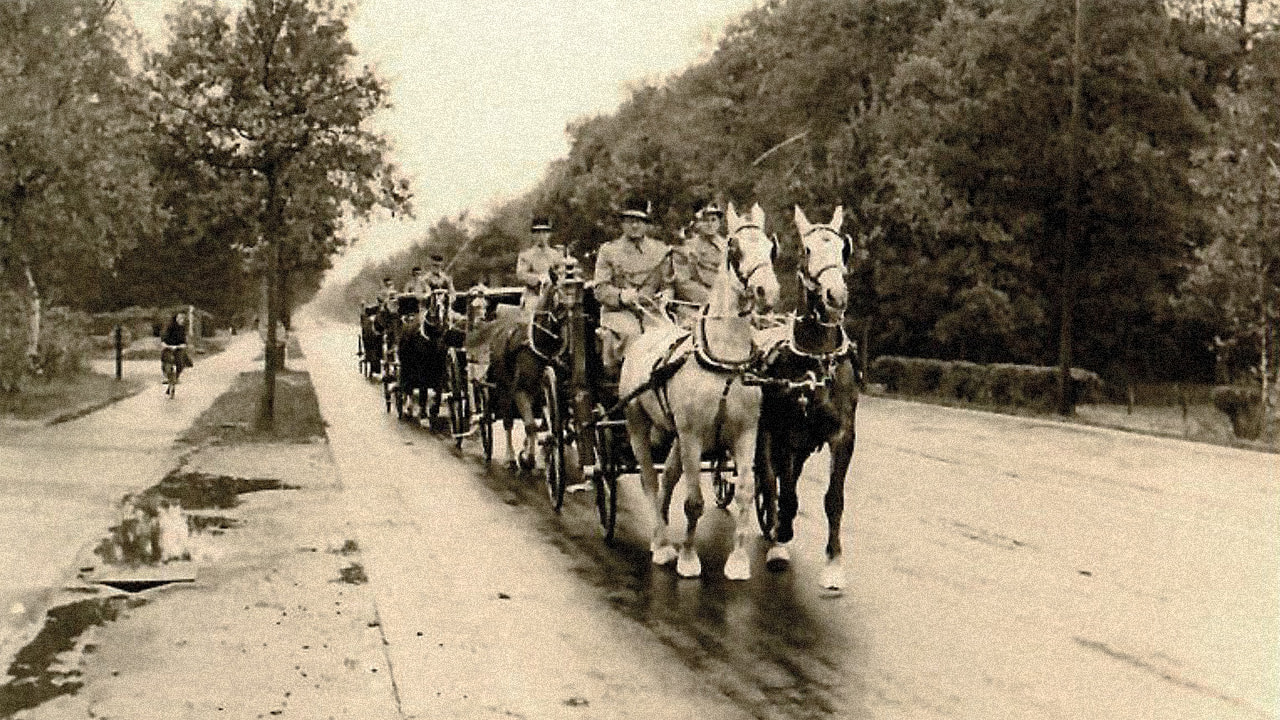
(879, 0, 1208, 412)
(1180, 33, 1280, 424)
(0, 0, 156, 371)
(147, 0, 411, 429)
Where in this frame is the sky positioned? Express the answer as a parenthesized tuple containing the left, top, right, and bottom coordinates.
(123, 0, 760, 282)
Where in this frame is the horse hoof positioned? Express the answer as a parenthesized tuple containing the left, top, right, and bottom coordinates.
(765, 544, 791, 570)
(676, 551, 702, 578)
(651, 544, 678, 567)
(820, 563, 846, 591)
(724, 550, 751, 581)
(506, 459, 519, 471)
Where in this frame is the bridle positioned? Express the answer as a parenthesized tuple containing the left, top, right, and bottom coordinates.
(727, 224, 774, 297)
(798, 225, 848, 327)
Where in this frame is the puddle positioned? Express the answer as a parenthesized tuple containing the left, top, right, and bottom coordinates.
(151, 470, 299, 510)
(92, 472, 294, 568)
(0, 596, 145, 716)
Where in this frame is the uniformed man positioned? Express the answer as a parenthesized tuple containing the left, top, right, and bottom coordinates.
(671, 200, 727, 326)
(516, 216, 566, 314)
(593, 197, 675, 376)
(403, 266, 424, 295)
(377, 276, 398, 307)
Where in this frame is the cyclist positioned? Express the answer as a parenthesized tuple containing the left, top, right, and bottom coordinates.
(160, 313, 192, 385)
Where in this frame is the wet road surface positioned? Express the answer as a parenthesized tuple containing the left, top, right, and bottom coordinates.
(300, 318, 1277, 720)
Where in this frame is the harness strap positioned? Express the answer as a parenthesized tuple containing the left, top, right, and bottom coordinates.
(711, 375, 734, 456)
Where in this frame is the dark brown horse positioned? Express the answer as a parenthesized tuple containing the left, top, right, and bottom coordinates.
(359, 303, 383, 376)
(485, 281, 566, 468)
(399, 288, 461, 422)
(754, 206, 858, 590)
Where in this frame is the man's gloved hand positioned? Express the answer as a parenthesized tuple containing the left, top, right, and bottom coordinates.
(619, 287, 639, 308)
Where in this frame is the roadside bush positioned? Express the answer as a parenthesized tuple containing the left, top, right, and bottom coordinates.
(938, 360, 988, 403)
(34, 306, 92, 381)
(0, 292, 28, 394)
(0, 292, 93, 393)
(89, 306, 163, 338)
(1211, 385, 1263, 439)
(870, 355, 1103, 411)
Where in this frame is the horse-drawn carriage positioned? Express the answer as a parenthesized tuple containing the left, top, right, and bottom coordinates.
(358, 204, 859, 588)
(502, 204, 859, 586)
(494, 205, 783, 577)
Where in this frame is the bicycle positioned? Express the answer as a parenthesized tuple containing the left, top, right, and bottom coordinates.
(161, 343, 187, 398)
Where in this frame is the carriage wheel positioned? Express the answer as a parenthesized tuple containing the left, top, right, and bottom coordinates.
(755, 475, 775, 539)
(593, 420, 619, 542)
(447, 349, 470, 448)
(540, 366, 566, 513)
(713, 454, 735, 509)
(473, 379, 494, 463)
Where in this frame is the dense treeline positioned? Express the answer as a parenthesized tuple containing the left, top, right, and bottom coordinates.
(345, 0, 1278, 412)
(1, 0, 409, 426)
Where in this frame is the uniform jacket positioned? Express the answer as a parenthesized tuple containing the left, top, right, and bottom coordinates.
(592, 235, 673, 310)
(516, 245, 566, 289)
(409, 271, 454, 295)
(672, 234, 726, 306)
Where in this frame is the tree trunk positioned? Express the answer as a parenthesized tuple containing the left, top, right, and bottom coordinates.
(257, 170, 283, 432)
(22, 258, 40, 362)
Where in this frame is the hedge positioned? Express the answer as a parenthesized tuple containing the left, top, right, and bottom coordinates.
(1211, 385, 1263, 440)
(869, 355, 1103, 412)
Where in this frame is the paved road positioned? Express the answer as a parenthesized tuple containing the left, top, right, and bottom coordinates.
(302, 319, 1280, 717)
(306, 316, 1277, 720)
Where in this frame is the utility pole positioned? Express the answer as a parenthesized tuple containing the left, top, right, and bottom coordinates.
(1057, 0, 1086, 416)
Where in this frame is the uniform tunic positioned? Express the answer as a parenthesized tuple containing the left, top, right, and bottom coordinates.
(592, 235, 673, 310)
(409, 271, 455, 296)
(672, 234, 726, 307)
(516, 244, 566, 309)
(593, 235, 674, 367)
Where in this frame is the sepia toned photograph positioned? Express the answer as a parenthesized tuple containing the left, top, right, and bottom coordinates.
(0, 0, 1276, 718)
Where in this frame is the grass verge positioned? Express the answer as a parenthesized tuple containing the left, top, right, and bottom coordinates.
(179, 369, 327, 445)
(869, 389, 1278, 453)
(0, 372, 145, 424)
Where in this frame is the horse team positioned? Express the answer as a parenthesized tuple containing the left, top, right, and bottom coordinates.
(357, 205, 859, 590)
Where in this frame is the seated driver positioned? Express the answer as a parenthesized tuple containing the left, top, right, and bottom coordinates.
(516, 215, 567, 318)
(592, 197, 674, 378)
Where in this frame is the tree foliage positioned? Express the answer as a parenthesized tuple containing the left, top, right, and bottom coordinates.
(146, 0, 411, 426)
(337, 0, 1271, 401)
(0, 0, 157, 304)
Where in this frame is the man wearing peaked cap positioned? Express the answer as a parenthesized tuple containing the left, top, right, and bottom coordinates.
(672, 199, 727, 326)
(378, 276, 398, 307)
(593, 196, 675, 377)
(517, 215, 567, 314)
(403, 266, 424, 295)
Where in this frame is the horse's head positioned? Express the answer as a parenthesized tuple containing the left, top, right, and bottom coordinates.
(794, 205, 850, 321)
(725, 202, 780, 313)
(466, 285, 489, 325)
(427, 288, 451, 328)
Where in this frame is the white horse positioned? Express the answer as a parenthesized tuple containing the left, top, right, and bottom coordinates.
(619, 203, 780, 579)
